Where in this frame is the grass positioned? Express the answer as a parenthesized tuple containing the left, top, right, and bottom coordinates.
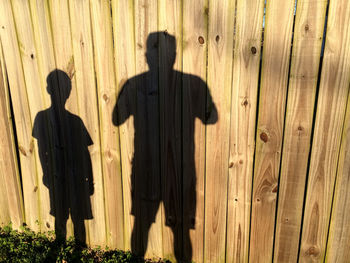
(0, 224, 169, 263)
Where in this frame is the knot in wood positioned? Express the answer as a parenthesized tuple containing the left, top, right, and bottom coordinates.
(242, 99, 249, 107)
(272, 185, 278, 193)
(260, 132, 268, 143)
(19, 146, 27, 156)
(306, 246, 320, 257)
(229, 162, 234, 168)
(198, 36, 205, 44)
(215, 35, 220, 42)
(103, 94, 109, 102)
(251, 46, 257, 54)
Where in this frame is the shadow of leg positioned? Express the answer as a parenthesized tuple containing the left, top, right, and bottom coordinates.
(131, 199, 160, 258)
(72, 214, 86, 246)
(54, 216, 67, 241)
(131, 215, 153, 258)
(182, 225, 192, 263)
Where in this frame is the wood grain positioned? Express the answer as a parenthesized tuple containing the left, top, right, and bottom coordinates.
(69, 0, 106, 246)
(0, 41, 24, 228)
(226, 0, 264, 262)
(0, 0, 40, 231)
(326, 89, 350, 262)
(11, 0, 54, 233)
(205, 0, 235, 262)
(90, 0, 124, 249)
(299, 0, 350, 261)
(249, 0, 296, 261)
(273, 0, 328, 262)
(112, 0, 135, 251)
(182, 0, 208, 262)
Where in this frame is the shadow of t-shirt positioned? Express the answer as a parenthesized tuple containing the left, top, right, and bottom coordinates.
(33, 107, 94, 222)
(113, 70, 217, 225)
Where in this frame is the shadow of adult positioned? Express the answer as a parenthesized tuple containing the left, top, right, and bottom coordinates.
(113, 32, 217, 262)
(32, 69, 94, 245)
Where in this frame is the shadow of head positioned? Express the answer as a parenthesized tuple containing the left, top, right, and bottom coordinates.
(146, 31, 177, 71)
(47, 69, 72, 108)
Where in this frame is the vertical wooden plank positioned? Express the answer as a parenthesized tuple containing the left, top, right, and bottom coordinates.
(0, 42, 24, 229)
(0, 0, 40, 231)
(249, 0, 296, 261)
(29, 0, 56, 90)
(90, 0, 124, 249)
(133, 0, 162, 258)
(158, 1, 182, 262)
(0, 44, 11, 228)
(182, 0, 208, 262)
(326, 91, 350, 262)
(299, 0, 350, 261)
(69, 0, 106, 246)
(205, 0, 235, 262)
(0, 172, 10, 227)
(273, 0, 327, 262)
(11, 0, 54, 233)
(48, 0, 78, 111)
(48, 0, 76, 240)
(226, 0, 264, 262)
(111, 0, 135, 251)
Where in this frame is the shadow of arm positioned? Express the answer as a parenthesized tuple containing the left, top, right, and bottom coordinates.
(112, 83, 131, 126)
(205, 88, 218, 125)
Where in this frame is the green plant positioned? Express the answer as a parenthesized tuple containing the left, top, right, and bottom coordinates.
(0, 224, 168, 263)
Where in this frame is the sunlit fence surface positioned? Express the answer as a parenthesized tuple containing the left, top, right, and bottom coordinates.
(0, 0, 350, 262)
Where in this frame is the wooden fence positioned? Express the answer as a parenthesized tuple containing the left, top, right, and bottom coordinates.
(0, 0, 350, 262)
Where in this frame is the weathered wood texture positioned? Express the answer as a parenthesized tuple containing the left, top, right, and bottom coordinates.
(250, 0, 296, 261)
(0, 41, 24, 229)
(226, 0, 264, 262)
(204, 0, 235, 262)
(299, 0, 350, 261)
(182, 0, 208, 262)
(274, 0, 327, 262)
(1, 0, 350, 262)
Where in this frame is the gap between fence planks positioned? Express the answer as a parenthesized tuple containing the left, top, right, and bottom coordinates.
(226, 0, 264, 262)
(90, 0, 123, 249)
(0, 41, 24, 229)
(249, 0, 296, 261)
(0, 0, 350, 262)
(112, 0, 136, 252)
(68, 0, 106, 247)
(273, 0, 328, 261)
(182, 0, 208, 262)
(325, 84, 350, 262)
(205, 0, 235, 262)
(0, 0, 41, 232)
(299, 0, 350, 261)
